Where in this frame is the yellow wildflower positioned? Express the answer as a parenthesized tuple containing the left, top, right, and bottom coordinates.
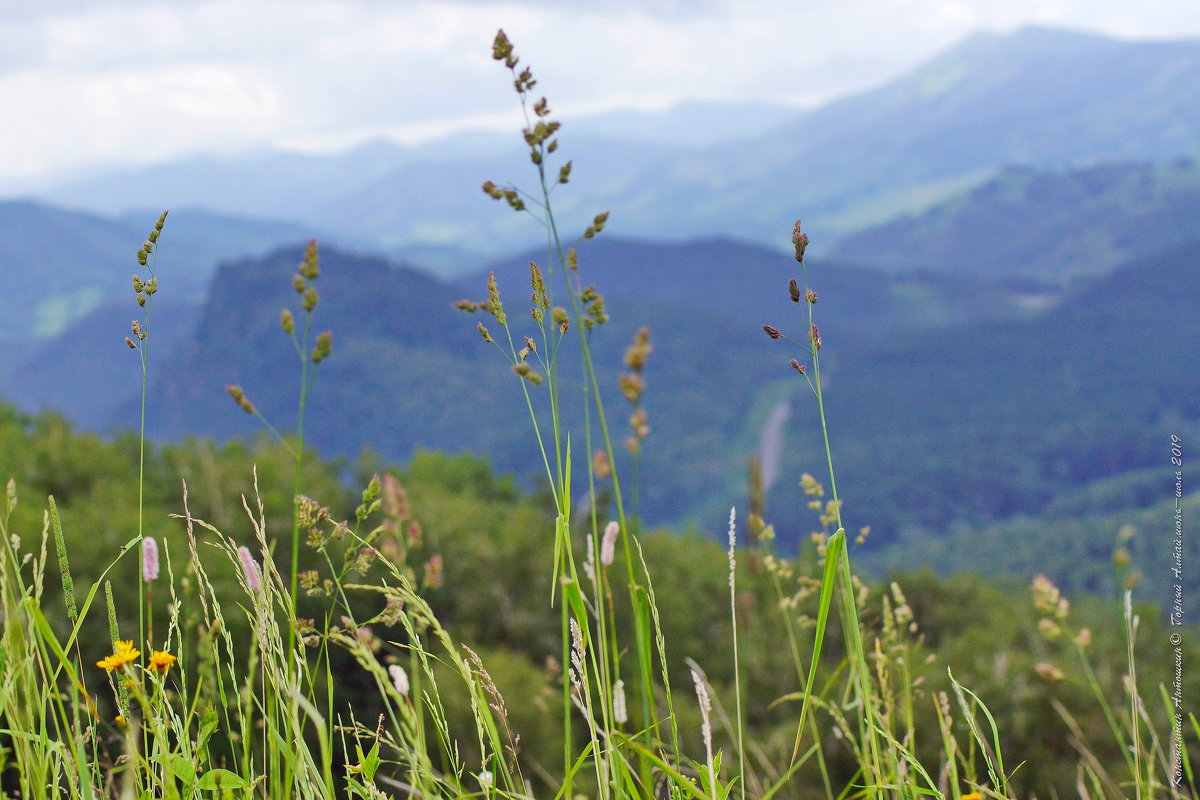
(97, 640, 140, 671)
(148, 651, 177, 674)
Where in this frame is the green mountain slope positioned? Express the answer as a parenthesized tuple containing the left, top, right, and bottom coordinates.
(865, 492, 1199, 614)
(832, 158, 1200, 280)
(112, 230, 1195, 547)
(5, 219, 1190, 557)
(0, 200, 320, 346)
(764, 237, 1200, 546)
(469, 236, 1053, 338)
(134, 243, 787, 527)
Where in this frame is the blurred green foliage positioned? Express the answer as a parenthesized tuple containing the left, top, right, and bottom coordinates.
(1, 400, 1194, 798)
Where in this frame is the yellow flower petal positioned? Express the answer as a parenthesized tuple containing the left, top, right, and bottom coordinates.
(98, 640, 141, 671)
(148, 651, 177, 674)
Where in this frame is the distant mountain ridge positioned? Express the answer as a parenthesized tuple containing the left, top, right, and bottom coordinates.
(17, 26, 1200, 258)
(0, 201, 317, 344)
(641, 25, 1200, 244)
(28, 103, 798, 237)
(467, 235, 1054, 340)
(832, 158, 1200, 280)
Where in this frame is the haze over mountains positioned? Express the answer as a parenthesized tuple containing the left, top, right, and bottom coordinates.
(19, 26, 1200, 261)
(0, 25, 1194, 592)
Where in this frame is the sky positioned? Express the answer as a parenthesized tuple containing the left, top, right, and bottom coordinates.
(2, 0, 1198, 187)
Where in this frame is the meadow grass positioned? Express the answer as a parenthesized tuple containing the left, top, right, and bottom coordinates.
(0, 29, 1197, 800)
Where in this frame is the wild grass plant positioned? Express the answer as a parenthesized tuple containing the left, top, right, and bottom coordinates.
(0, 28, 1197, 800)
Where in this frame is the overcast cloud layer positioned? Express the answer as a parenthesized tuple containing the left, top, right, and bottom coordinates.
(3, 0, 1197, 185)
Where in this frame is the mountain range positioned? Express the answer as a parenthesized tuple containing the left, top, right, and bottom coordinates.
(0, 23, 1193, 581)
(5, 224, 1189, 550)
(101, 237, 1051, 530)
(16, 26, 1200, 260)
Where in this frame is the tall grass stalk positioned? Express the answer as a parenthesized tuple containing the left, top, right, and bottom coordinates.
(477, 29, 679, 795)
(728, 507, 747, 800)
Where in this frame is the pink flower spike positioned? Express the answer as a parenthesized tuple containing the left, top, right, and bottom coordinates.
(237, 546, 262, 592)
(389, 664, 410, 696)
(600, 521, 619, 566)
(141, 537, 159, 582)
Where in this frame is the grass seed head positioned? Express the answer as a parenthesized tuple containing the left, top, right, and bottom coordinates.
(512, 362, 544, 384)
(619, 373, 645, 403)
(592, 449, 611, 478)
(629, 407, 649, 440)
(225, 385, 256, 415)
(423, 553, 443, 589)
(486, 272, 507, 325)
(492, 29, 515, 66)
(582, 211, 610, 239)
(530, 262, 549, 311)
(1034, 662, 1065, 682)
(1031, 574, 1061, 615)
(311, 330, 332, 363)
(624, 326, 652, 372)
(300, 239, 320, 280)
(792, 219, 809, 261)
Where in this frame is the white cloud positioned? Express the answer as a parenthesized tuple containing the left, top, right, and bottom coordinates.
(1, 0, 1197, 183)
